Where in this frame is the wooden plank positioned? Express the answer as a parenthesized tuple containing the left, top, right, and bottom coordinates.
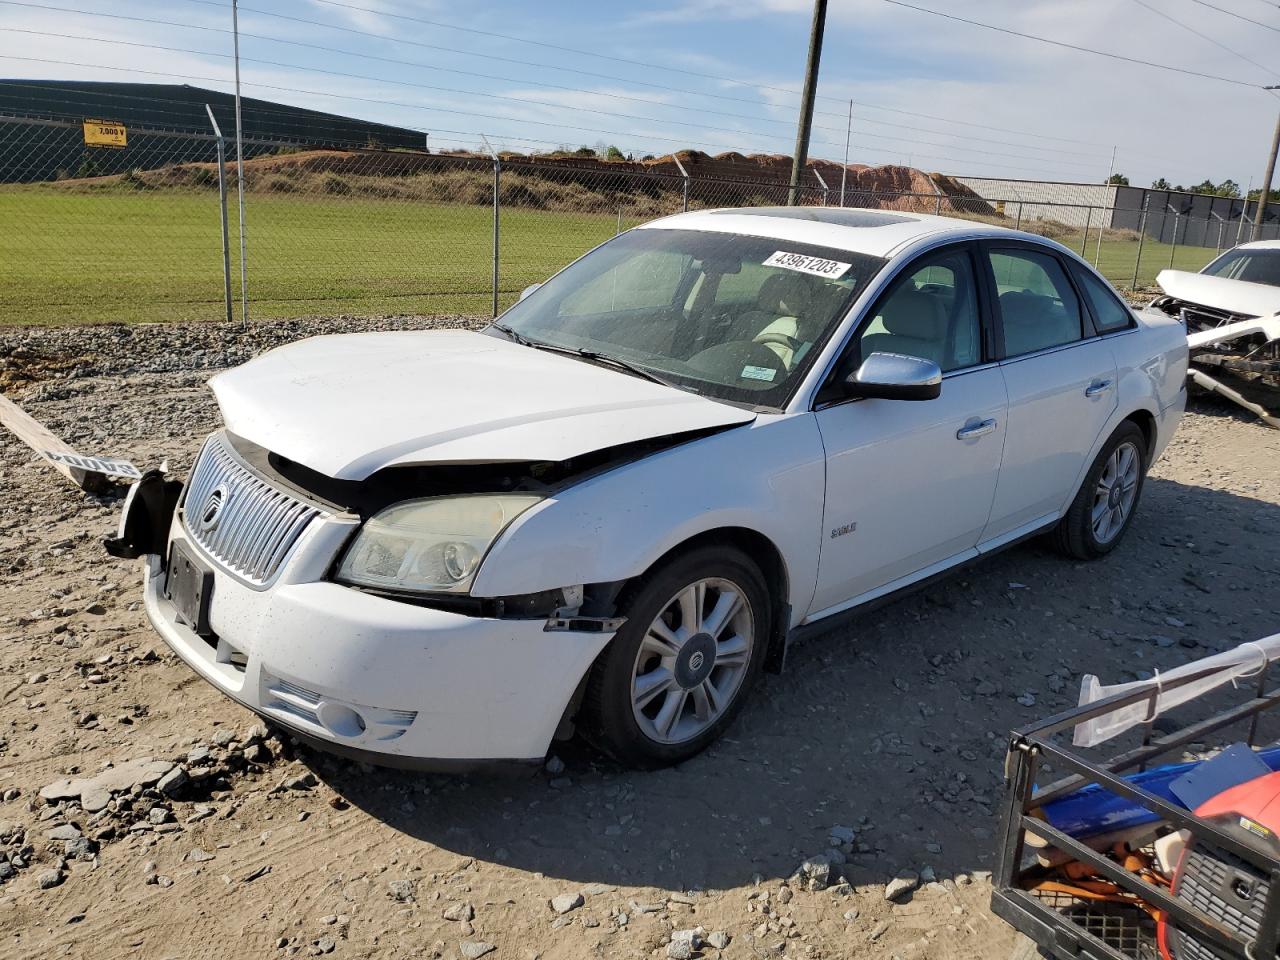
(0, 391, 107, 492)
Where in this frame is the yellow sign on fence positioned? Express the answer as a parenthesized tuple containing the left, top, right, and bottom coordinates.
(83, 119, 127, 149)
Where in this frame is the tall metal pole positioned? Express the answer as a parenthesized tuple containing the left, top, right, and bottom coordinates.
(481, 135, 499, 319)
(787, 0, 828, 207)
(1252, 93, 1280, 242)
(1237, 177, 1253, 247)
(232, 0, 248, 325)
(673, 153, 689, 212)
(1130, 196, 1150, 291)
(1094, 145, 1116, 267)
(205, 105, 232, 324)
(839, 98, 851, 207)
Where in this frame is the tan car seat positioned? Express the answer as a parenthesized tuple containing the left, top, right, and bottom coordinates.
(751, 273, 816, 368)
(859, 288, 948, 367)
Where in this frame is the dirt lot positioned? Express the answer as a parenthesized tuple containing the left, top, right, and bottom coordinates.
(1, 317, 1279, 960)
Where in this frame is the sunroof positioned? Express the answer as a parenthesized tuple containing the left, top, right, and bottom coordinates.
(709, 207, 914, 227)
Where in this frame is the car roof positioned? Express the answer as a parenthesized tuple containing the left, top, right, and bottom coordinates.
(636, 205, 1045, 259)
(1234, 239, 1280, 251)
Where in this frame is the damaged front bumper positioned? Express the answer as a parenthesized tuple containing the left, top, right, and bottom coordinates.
(116, 474, 616, 770)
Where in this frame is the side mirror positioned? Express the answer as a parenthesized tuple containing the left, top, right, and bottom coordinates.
(843, 352, 942, 401)
(519, 282, 542, 301)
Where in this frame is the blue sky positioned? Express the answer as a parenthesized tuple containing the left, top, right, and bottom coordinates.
(2, 0, 1278, 189)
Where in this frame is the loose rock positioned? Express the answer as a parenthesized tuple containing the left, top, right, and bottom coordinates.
(550, 892, 583, 915)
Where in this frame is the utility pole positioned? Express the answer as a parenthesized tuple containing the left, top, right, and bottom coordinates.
(1253, 87, 1280, 242)
(787, 0, 828, 207)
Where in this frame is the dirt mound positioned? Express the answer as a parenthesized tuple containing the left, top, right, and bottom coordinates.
(36, 145, 995, 217)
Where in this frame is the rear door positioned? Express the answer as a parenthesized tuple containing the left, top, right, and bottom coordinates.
(979, 241, 1118, 546)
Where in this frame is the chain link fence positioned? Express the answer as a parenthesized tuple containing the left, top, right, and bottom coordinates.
(2, 113, 1271, 326)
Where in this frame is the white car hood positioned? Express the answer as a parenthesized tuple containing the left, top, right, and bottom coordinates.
(1156, 269, 1280, 318)
(209, 330, 755, 480)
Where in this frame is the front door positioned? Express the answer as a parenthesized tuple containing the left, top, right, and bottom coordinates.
(809, 243, 1007, 618)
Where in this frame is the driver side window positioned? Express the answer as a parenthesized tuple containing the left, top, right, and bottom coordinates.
(858, 249, 981, 373)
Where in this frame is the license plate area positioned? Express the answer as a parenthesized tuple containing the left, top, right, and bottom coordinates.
(166, 540, 215, 641)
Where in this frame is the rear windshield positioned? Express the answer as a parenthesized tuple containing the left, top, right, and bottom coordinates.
(494, 228, 885, 408)
(1202, 248, 1280, 288)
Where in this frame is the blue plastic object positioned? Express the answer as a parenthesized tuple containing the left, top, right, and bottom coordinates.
(1038, 744, 1280, 838)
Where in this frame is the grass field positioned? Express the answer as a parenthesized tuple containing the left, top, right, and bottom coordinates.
(0, 185, 1220, 326)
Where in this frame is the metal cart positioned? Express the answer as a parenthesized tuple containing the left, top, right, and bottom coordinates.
(993, 658, 1280, 960)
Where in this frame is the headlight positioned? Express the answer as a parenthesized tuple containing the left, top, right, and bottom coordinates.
(336, 494, 542, 594)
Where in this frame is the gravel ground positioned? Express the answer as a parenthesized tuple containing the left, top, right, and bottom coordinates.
(2, 316, 1280, 960)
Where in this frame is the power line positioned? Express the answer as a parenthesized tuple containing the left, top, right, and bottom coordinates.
(8, 4, 1106, 160)
(4, 1, 1223, 176)
(0, 55, 1103, 179)
(1186, 0, 1280, 32)
(1, 28, 826, 150)
(0, 28, 1108, 174)
(1128, 0, 1280, 81)
(15, 0, 1116, 161)
(170, 0, 1121, 152)
(1, 1, 803, 133)
(1, 0, 1116, 161)
(845, 100, 1111, 148)
(6, 0, 1189, 165)
(879, 0, 1268, 87)
(305, 0, 820, 103)
(190, 0, 820, 116)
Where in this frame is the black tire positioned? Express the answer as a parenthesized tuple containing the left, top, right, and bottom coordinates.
(1052, 420, 1148, 560)
(581, 544, 771, 769)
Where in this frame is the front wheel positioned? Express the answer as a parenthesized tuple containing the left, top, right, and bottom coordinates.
(581, 545, 770, 768)
(1052, 421, 1148, 559)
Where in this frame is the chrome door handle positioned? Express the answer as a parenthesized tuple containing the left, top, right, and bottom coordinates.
(956, 418, 997, 440)
(1085, 378, 1114, 398)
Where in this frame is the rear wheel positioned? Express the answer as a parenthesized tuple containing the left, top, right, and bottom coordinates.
(1052, 421, 1148, 559)
(581, 545, 770, 768)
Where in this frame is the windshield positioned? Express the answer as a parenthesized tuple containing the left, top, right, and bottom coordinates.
(492, 228, 884, 407)
(1202, 247, 1280, 288)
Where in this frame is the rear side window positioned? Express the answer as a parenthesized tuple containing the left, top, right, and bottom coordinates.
(988, 249, 1084, 358)
(1074, 268, 1134, 333)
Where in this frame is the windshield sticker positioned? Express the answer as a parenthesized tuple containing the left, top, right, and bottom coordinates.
(741, 365, 777, 382)
(763, 250, 851, 279)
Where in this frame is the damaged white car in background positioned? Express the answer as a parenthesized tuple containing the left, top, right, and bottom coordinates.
(107, 207, 1187, 771)
(1153, 240, 1280, 428)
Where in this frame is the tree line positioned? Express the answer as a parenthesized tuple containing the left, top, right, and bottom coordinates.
(1107, 172, 1277, 202)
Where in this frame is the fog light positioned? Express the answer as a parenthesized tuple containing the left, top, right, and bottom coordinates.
(316, 701, 367, 739)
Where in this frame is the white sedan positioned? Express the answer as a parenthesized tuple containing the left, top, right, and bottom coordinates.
(110, 207, 1188, 770)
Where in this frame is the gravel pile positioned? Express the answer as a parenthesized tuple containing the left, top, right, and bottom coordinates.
(0, 314, 487, 391)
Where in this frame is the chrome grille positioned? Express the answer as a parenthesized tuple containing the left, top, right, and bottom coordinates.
(182, 434, 325, 586)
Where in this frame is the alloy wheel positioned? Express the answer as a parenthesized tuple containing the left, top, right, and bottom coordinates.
(630, 577, 755, 745)
(1091, 440, 1141, 544)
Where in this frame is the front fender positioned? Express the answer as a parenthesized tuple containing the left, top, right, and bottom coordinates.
(470, 413, 827, 626)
